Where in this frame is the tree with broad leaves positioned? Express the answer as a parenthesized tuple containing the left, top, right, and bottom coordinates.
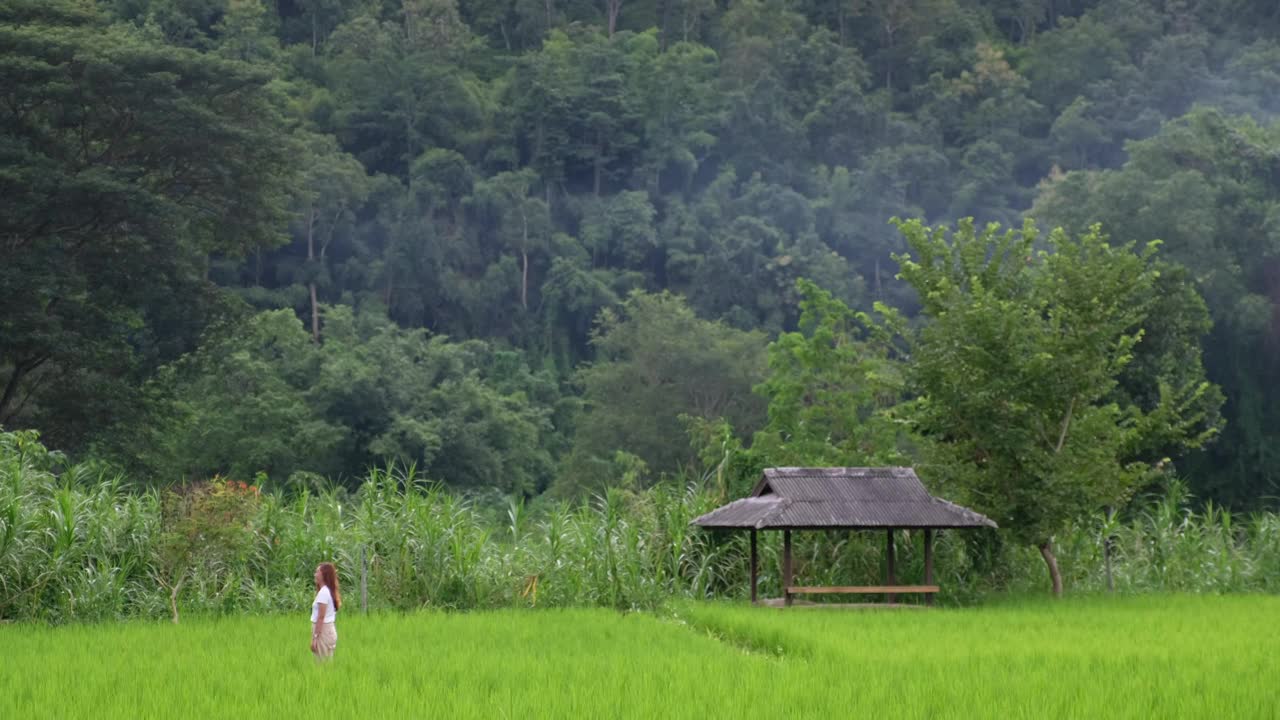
(0, 0, 298, 448)
(563, 291, 768, 495)
(750, 279, 905, 469)
(890, 217, 1221, 596)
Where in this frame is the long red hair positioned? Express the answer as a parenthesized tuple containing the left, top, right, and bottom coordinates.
(317, 562, 341, 612)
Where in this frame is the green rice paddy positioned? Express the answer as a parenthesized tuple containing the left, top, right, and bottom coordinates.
(3, 595, 1276, 719)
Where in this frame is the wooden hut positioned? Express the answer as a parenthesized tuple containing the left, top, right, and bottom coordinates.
(692, 467, 997, 606)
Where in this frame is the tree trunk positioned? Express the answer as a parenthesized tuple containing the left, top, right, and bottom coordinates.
(520, 207, 530, 310)
(521, 249, 530, 310)
(607, 0, 622, 37)
(593, 134, 604, 197)
(0, 363, 29, 423)
(1056, 397, 1076, 452)
(658, 0, 669, 50)
(0, 356, 44, 424)
(310, 284, 320, 341)
(307, 207, 320, 343)
(1039, 540, 1063, 597)
(169, 576, 184, 624)
(1104, 536, 1114, 593)
(361, 546, 369, 613)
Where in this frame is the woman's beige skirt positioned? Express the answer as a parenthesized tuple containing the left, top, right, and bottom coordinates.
(313, 623, 337, 660)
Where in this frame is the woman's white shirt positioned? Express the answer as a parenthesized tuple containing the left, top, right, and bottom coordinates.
(311, 585, 337, 623)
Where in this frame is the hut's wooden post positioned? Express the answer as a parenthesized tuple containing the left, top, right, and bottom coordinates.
(924, 529, 934, 607)
(783, 529, 793, 607)
(886, 529, 897, 604)
(750, 529, 759, 604)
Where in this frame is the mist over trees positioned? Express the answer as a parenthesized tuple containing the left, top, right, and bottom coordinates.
(4, 0, 1279, 508)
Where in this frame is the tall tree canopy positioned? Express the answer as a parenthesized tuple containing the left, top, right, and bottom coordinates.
(892, 218, 1221, 594)
(3, 0, 1278, 510)
(1032, 109, 1280, 505)
(0, 0, 297, 445)
(123, 306, 561, 494)
(565, 291, 767, 493)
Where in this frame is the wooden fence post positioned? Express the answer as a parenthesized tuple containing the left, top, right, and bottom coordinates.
(361, 545, 368, 613)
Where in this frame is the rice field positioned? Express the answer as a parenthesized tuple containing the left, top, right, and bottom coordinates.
(3, 595, 1277, 719)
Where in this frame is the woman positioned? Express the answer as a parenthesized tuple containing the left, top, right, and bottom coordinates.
(310, 562, 340, 660)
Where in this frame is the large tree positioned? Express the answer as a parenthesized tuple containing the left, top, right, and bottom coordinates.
(0, 0, 297, 447)
(1032, 109, 1280, 505)
(564, 291, 768, 493)
(892, 218, 1221, 595)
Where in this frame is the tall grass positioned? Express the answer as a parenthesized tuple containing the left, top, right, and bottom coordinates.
(2, 429, 1278, 622)
(994, 476, 1280, 596)
(0, 430, 744, 620)
(0, 431, 161, 621)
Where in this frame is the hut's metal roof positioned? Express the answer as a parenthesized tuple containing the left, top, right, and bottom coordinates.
(692, 467, 997, 530)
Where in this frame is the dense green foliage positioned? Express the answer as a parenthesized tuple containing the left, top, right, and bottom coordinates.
(4, 0, 1280, 508)
(4, 598, 1279, 717)
(0, 0, 296, 448)
(1031, 109, 1280, 506)
(890, 218, 1220, 592)
(685, 278, 908, 498)
(564, 291, 767, 494)
(115, 306, 566, 493)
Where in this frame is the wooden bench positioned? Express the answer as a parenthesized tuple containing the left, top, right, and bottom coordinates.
(785, 585, 939, 606)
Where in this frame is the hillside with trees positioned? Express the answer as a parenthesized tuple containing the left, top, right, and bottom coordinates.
(4, 0, 1280, 510)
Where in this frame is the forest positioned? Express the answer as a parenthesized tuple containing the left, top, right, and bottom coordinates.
(5, 0, 1280, 517)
